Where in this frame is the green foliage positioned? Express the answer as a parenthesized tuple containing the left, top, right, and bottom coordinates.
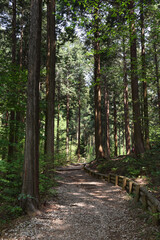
(0, 62, 27, 113)
(0, 156, 23, 226)
(39, 174, 53, 195)
(18, 193, 35, 201)
(39, 154, 57, 198)
(96, 154, 147, 177)
(127, 167, 141, 176)
(92, 144, 160, 201)
(0, 0, 160, 230)
(86, 145, 95, 162)
(155, 232, 160, 240)
(6, 205, 22, 216)
(0, 204, 22, 228)
(54, 152, 69, 166)
(47, 188, 57, 197)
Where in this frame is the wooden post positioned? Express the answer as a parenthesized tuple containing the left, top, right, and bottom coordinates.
(134, 185, 140, 202)
(142, 194, 147, 210)
(108, 174, 111, 183)
(122, 177, 126, 190)
(129, 181, 133, 194)
(115, 175, 118, 186)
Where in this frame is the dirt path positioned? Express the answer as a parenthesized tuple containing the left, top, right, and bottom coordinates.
(1, 166, 160, 240)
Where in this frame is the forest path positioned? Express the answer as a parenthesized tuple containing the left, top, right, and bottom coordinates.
(1, 166, 159, 240)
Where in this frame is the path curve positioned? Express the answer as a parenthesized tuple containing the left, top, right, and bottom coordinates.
(1, 166, 159, 240)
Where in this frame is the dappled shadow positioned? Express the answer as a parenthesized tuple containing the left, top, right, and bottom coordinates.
(55, 169, 128, 206)
(2, 168, 159, 240)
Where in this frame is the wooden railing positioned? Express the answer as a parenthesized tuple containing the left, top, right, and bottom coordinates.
(84, 165, 160, 225)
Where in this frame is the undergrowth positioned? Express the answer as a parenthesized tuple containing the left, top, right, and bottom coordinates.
(89, 144, 160, 200)
(0, 153, 60, 229)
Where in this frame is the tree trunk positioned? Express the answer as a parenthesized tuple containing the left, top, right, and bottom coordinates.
(104, 85, 110, 158)
(45, 0, 56, 170)
(94, 5, 104, 160)
(15, 111, 21, 145)
(21, 0, 42, 212)
(1, 112, 9, 180)
(66, 92, 69, 161)
(77, 88, 81, 161)
(15, 18, 24, 148)
(44, 0, 50, 154)
(8, 0, 16, 161)
(8, 111, 15, 161)
(2, 112, 9, 160)
(153, 42, 160, 124)
(128, 0, 144, 155)
(123, 130, 125, 155)
(123, 37, 130, 155)
(119, 123, 121, 156)
(12, 0, 16, 64)
(140, 0, 150, 149)
(56, 81, 60, 155)
(114, 94, 118, 157)
(20, 17, 24, 69)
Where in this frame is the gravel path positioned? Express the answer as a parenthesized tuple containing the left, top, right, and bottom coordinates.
(1, 166, 160, 240)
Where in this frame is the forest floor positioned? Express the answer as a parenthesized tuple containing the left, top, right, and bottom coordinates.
(88, 149, 160, 202)
(1, 165, 160, 240)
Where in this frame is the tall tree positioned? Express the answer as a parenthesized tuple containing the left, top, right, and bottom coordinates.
(77, 79, 81, 161)
(123, 37, 130, 154)
(153, 40, 160, 124)
(8, 0, 16, 161)
(128, 0, 144, 155)
(113, 92, 118, 157)
(140, 0, 149, 149)
(21, 0, 42, 212)
(104, 84, 110, 158)
(66, 78, 69, 161)
(45, 0, 56, 171)
(94, 2, 104, 160)
(44, 0, 50, 155)
(56, 79, 60, 155)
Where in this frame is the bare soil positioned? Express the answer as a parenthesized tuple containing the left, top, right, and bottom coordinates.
(1, 165, 160, 240)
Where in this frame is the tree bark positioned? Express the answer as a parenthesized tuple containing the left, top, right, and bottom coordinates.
(128, 0, 144, 155)
(44, 0, 50, 154)
(140, 0, 150, 149)
(104, 85, 110, 158)
(2, 112, 9, 160)
(19, 16, 24, 69)
(56, 80, 60, 155)
(8, 0, 16, 161)
(15, 17, 25, 148)
(113, 93, 118, 157)
(153, 42, 160, 125)
(45, 0, 56, 170)
(15, 111, 21, 145)
(77, 86, 81, 162)
(66, 91, 69, 161)
(12, 0, 16, 64)
(94, 5, 104, 160)
(123, 37, 130, 155)
(21, 0, 42, 212)
(8, 111, 15, 161)
(119, 123, 121, 156)
(123, 130, 125, 155)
